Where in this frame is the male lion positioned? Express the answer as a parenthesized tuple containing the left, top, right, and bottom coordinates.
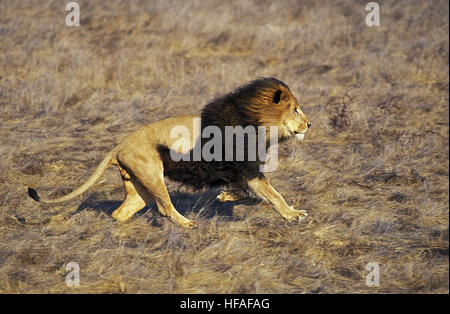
(28, 77, 311, 227)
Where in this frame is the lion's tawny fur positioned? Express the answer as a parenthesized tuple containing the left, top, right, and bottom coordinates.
(28, 77, 311, 227)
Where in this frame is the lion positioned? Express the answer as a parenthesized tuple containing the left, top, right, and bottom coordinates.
(28, 77, 311, 228)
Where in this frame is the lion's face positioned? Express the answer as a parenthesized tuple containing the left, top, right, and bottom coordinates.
(274, 87, 311, 142)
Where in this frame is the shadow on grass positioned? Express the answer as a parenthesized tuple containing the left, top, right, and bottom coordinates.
(76, 189, 260, 221)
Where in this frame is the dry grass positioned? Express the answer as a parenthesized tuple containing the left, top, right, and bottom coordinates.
(0, 0, 448, 293)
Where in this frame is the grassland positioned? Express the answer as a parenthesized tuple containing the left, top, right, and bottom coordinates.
(0, 0, 448, 293)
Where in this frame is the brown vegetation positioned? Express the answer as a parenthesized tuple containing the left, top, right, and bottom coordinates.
(0, 0, 448, 293)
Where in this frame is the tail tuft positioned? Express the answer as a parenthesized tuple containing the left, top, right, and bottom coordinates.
(28, 188, 40, 202)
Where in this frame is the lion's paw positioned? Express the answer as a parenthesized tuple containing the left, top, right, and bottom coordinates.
(281, 207, 308, 222)
(217, 191, 241, 202)
(178, 219, 197, 229)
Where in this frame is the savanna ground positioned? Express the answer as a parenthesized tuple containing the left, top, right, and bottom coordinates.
(0, 0, 448, 294)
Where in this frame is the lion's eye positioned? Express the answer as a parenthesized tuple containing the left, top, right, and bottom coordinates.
(294, 108, 299, 114)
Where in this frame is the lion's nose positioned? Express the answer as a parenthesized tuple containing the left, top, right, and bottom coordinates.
(307, 122, 311, 129)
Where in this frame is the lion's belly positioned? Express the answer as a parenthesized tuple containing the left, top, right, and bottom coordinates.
(156, 144, 234, 189)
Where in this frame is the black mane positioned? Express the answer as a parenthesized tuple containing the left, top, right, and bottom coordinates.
(158, 78, 287, 191)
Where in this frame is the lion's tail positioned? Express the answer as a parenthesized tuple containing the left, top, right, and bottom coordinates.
(28, 147, 120, 204)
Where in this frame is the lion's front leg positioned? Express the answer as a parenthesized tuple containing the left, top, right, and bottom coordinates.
(247, 177, 308, 222)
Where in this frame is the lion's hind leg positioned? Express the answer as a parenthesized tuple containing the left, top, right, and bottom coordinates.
(112, 169, 146, 222)
(128, 162, 196, 228)
(146, 176, 196, 228)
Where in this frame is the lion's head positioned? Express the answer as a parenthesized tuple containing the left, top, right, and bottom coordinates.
(202, 77, 310, 143)
(269, 82, 311, 142)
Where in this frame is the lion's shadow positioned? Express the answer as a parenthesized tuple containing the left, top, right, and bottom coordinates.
(76, 189, 259, 221)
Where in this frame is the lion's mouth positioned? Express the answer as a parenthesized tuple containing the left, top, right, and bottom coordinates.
(293, 131, 307, 141)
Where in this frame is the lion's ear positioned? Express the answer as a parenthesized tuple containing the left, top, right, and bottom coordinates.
(272, 89, 283, 104)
